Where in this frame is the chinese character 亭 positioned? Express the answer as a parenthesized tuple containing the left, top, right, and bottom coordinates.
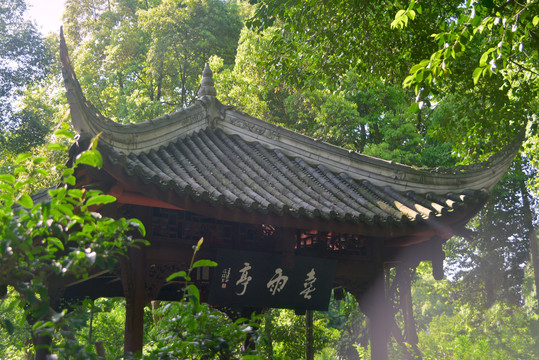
(235, 262, 253, 296)
(299, 268, 317, 299)
(267, 268, 288, 295)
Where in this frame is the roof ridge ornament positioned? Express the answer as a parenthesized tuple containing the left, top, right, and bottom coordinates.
(198, 63, 217, 97)
(196, 63, 234, 130)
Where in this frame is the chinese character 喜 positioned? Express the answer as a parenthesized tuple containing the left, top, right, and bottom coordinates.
(299, 268, 317, 299)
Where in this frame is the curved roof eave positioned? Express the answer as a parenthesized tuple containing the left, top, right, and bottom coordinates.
(60, 29, 523, 197)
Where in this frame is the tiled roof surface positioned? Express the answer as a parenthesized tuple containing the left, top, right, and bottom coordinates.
(59, 31, 517, 230)
(103, 127, 488, 226)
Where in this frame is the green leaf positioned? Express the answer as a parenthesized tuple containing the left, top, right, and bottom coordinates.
(89, 132, 103, 151)
(403, 74, 415, 88)
(1, 193, 14, 207)
(65, 175, 76, 186)
(86, 194, 116, 207)
(54, 129, 74, 139)
(1, 319, 15, 335)
(0, 183, 14, 194)
(57, 204, 74, 217)
(192, 259, 218, 269)
(129, 218, 146, 236)
(67, 189, 84, 198)
(17, 194, 34, 208)
(15, 153, 32, 164)
(32, 321, 43, 332)
(75, 150, 103, 168)
(395, 9, 406, 18)
(167, 271, 188, 282)
(479, 52, 489, 67)
(409, 63, 425, 74)
(46, 237, 65, 251)
(47, 143, 67, 151)
(187, 284, 200, 303)
(533, 16, 539, 27)
(0, 174, 16, 185)
(472, 67, 483, 84)
(32, 157, 46, 165)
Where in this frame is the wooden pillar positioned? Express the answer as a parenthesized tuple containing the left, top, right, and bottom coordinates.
(305, 310, 314, 360)
(121, 247, 147, 356)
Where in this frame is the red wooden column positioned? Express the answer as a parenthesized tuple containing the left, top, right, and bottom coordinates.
(121, 246, 147, 356)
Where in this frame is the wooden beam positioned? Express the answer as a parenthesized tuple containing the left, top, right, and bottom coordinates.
(100, 161, 485, 239)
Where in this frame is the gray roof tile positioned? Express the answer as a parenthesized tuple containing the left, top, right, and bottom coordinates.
(103, 128, 487, 226)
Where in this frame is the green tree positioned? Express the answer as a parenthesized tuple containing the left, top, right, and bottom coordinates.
(0, 0, 54, 153)
(0, 134, 146, 359)
(444, 163, 538, 308)
(62, 0, 243, 123)
(247, 0, 460, 88)
(260, 309, 339, 360)
(243, 1, 539, 356)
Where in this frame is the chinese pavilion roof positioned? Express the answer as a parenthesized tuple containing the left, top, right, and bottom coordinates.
(59, 32, 521, 238)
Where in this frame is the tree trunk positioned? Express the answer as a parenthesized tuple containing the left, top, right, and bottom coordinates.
(519, 171, 539, 306)
(264, 311, 274, 360)
(399, 267, 418, 346)
(484, 271, 496, 308)
(88, 300, 94, 345)
(529, 228, 539, 306)
(95, 341, 106, 358)
(33, 333, 52, 360)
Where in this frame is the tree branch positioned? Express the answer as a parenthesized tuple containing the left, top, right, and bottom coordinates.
(508, 58, 539, 76)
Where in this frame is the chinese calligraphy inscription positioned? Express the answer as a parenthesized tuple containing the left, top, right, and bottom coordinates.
(235, 262, 252, 295)
(221, 267, 231, 288)
(267, 268, 289, 295)
(299, 268, 317, 299)
(209, 249, 336, 311)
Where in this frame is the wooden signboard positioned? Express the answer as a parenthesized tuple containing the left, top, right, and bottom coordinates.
(208, 249, 336, 311)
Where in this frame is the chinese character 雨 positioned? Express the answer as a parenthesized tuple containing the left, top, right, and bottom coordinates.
(267, 268, 288, 295)
(299, 268, 317, 299)
(235, 262, 252, 296)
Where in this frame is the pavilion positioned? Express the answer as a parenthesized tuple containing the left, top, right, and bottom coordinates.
(58, 30, 521, 360)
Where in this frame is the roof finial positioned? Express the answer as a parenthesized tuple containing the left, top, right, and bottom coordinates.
(198, 63, 217, 97)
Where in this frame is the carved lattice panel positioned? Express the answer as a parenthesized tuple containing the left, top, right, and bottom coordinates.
(297, 230, 372, 257)
(149, 207, 277, 249)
